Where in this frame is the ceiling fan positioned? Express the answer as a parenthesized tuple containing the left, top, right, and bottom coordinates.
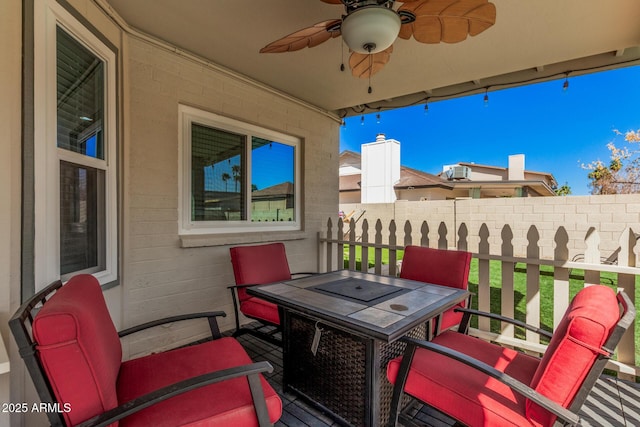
(260, 0, 496, 90)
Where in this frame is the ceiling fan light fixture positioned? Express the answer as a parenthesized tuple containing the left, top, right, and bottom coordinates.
(341, 6, 401, 54)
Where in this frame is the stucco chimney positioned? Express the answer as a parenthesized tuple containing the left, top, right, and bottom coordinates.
(508, 154, 525, 181)
(361, 135, 400, 203)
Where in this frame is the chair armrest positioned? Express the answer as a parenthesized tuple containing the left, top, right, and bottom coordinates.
(401, 337, 580, 425)
(118, 311, 226, 339)
(76, 361, 275, 427)
(227, 283, 260, 290)
(455, 307, 553, 339)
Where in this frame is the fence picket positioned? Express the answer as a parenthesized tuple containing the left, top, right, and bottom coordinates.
(361, 220, 369, 273)
(478, 224, 491, 332)
(553, 227, 570, 331)
(501, 225, 515, 338)
(526, 226, 541, 344)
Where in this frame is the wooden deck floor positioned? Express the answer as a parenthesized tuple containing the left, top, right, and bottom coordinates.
(234, 326, 640, 427)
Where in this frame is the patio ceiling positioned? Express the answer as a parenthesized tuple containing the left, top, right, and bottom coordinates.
(102, 0, 640, 117)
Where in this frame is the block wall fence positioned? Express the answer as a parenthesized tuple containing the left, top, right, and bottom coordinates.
(341, 194, 640, 260)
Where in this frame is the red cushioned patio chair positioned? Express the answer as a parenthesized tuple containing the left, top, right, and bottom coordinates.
(400, 245, 472, 336)
(229, 242, 313, 346)
(9, 274, 282, 427)
(386, 284, 634, 427)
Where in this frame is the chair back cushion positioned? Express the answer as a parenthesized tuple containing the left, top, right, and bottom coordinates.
(526, 285, 620, 426)
(32, 274, 122, 426)
(230, 243, 292, 302)
(400, 246, 471, 289)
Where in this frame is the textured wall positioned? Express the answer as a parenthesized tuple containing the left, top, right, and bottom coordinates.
(341, 194, 640, 259)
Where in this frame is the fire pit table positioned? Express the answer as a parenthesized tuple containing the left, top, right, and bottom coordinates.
(248, 270, 469, 427)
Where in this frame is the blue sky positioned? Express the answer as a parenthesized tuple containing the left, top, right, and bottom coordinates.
(340, 65, 640, 195)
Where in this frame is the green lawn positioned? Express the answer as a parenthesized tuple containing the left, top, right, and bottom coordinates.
(344, 247, 639, 363)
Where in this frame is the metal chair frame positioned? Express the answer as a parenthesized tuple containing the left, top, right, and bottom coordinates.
(10, 279, 275, 427)
(387, 289, 635, 427)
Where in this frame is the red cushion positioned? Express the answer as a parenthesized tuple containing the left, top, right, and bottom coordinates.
(230, 243, 292, 303)
(526, 285, 620, 426)
(240, 297, 280, 325)
(117, 337, 282, 427)
(400, 246, 472, 331)
(387, 331, 540, 427)
(400, 246, 471, 289)
(32, 274, 122, 426)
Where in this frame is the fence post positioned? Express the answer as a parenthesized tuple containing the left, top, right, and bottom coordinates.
(388, 220, 398, 277)
(501, 225, 515, 338)
(583, 227, 601, 286)
(337, 219, 345, 271)
(526, 226, 541, 344)
(616, 227, 637, 380)
(374, 220, 383, 275)
(553, 227, 570, 331)
(478, 224, 491, 332)
(360, 219, 369, 273)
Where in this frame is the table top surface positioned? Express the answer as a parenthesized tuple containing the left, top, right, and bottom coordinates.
(247, 270, 470, 342)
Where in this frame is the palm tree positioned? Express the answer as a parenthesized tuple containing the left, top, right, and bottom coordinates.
(221, 172, 231, 192)
(231, 165, 241, 193)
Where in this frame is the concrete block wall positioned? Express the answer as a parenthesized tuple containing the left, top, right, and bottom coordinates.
(123, 36, 339, 357)
(341, 194, 640, 259)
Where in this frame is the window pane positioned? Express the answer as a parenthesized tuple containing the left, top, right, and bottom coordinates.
(191, 123, 246, 221)
(251, 138, 295, 222)
(60, 161, 105, 276)
(56, 26, 104, 159)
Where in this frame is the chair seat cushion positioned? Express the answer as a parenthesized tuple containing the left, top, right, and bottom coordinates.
(117, 337, 282, 427)
(240, 297, 280, 325)
(387, 331, 540, 427)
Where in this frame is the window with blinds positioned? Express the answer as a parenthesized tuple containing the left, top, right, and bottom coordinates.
(56, 25, 107, 278)
(34, 0, 117, 290)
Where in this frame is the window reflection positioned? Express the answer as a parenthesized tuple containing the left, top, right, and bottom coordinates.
(56, 27, 104, 159)
(59, 161, 105, 276)
(191, 124, 246, 221)
(251, 138, 295, 222)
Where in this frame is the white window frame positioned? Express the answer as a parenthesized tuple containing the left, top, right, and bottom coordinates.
(33, 0, 118, 290)
(178, 105, 302, 235)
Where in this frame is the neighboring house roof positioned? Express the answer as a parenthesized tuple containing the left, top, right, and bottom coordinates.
(338, 152, 448, 191)
(339, 174, 362, 192)
(338, 151, 557, 196)
(252, 182, 294, 198)
(457, 161, 557, 184)
(339, 150, 362, 169)
(395, 166, 453, 189)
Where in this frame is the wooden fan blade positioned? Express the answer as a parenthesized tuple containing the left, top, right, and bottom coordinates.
(320, 0, 343, 4)
(260, 19, 342, 53)
(398, 0, 496, 44)
(349, 46, 393, 79)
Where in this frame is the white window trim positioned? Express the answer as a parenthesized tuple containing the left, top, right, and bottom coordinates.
(178, 105, 302, 235)
(33, 0, 118, 290)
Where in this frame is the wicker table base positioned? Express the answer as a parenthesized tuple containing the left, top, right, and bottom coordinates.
(283, 311, 427, 427)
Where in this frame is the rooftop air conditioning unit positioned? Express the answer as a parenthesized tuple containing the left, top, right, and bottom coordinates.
(448, 165, 471, 180)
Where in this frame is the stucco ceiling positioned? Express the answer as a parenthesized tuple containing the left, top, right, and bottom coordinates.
(102, 0, 640, 117)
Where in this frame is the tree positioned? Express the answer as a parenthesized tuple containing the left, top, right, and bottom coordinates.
(554, 182, 572, 196)
(231, 165, 241, 192)
(583, 129, 640, 194)
(221, 172, 231, 192)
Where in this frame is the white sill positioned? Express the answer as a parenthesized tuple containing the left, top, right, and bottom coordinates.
(179, 230, 308, 248)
